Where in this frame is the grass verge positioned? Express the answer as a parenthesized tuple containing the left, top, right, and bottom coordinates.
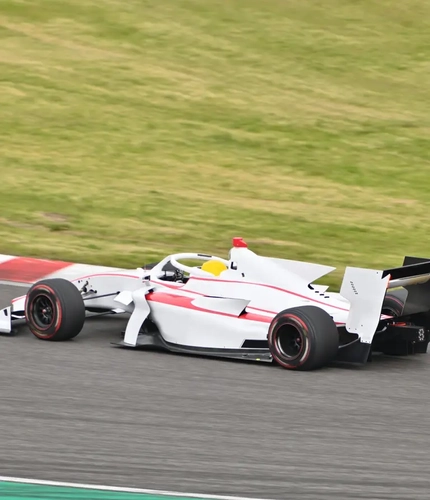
(1, 0, 430, 286)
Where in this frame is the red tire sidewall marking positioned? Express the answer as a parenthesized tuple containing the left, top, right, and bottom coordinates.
(268, 312, 311, 369)
(26, 285, 63, 339)
(385, 296, 404, 315)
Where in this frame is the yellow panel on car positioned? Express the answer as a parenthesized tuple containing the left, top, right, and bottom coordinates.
(201, 260, 228, 276)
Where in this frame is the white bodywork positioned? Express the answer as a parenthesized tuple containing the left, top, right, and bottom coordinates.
(0, 238, 397, 349)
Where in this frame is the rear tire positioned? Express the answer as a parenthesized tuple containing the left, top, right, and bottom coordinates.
(25, 278, 85, 341)
(268, 305, 339, 371)
(381, 289, 406, 317)
(379, 289, 409, 356)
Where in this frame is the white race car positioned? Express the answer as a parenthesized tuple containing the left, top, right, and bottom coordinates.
(1, 237, 430, 370)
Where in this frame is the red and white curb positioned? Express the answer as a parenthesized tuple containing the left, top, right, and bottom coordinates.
(0, 254, 124, 286)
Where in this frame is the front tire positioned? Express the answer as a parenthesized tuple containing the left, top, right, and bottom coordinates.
(25, 278, 85, 341)
(268, 305, 339, 371)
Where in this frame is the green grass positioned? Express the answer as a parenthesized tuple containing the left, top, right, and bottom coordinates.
(1, 0, 430, 287)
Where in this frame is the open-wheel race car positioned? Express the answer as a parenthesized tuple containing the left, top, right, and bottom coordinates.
(1, 237, 430, 370)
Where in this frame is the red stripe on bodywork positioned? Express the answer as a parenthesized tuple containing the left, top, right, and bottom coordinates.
(12, 294, 26, 303)
(146, 292, 272, 323)
(0, 257, 73, 283)
(188, 276, 350, 312)
(152, 279, 345, 323)
(71, 273, 141, 282)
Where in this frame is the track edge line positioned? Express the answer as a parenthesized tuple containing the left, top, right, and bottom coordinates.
(0, 476, 274, 500)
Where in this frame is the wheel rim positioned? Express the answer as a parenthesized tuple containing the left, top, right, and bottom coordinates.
(31, 294, 55, 331)
(275, 323, 305, 360)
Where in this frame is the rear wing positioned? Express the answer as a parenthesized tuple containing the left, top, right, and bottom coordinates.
(340, 256, 430, 343)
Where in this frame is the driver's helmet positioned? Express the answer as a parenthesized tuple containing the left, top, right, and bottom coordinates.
(201, 260, 227, 276)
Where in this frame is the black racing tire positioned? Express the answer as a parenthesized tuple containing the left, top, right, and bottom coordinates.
(268, 305, 339, 371)
(25, 278, 85, 341)
(379, 289, 408, 357)
(381, 289, 406, 317)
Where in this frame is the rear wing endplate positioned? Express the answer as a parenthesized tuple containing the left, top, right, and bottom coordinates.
(340, 257, 430, 343)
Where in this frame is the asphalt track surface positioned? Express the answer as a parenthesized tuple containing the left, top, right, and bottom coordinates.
(1, 284, 430, 500)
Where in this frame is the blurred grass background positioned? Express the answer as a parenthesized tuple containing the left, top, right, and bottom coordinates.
(1, 0, 430, 286)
